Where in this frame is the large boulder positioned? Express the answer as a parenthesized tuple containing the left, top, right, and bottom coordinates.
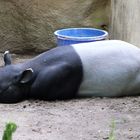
(0, 0, 110, 54)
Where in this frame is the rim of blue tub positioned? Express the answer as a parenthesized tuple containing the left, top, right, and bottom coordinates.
(54, 28, 108, 41)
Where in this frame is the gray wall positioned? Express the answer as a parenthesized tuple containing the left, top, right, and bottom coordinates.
(0, 0, 110, 54)
(110, 0, 140, 47)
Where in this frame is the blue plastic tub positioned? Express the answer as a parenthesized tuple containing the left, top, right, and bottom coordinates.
(54, 28, 108, 46)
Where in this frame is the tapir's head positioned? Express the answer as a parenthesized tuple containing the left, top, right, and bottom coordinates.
(0, 51, 34, 103)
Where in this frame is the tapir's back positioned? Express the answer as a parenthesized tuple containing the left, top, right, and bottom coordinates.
(72, 40, 140, 97)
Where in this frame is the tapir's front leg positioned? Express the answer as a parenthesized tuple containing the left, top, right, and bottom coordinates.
(30, 62, 82, 100)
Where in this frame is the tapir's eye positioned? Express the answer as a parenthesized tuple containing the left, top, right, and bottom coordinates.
(13, 75, 20, 83)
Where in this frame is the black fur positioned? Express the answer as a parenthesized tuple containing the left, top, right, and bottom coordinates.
(28, 46, 83, 100)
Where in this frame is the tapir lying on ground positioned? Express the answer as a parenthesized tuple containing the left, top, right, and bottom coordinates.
(0, 40, 140, 103)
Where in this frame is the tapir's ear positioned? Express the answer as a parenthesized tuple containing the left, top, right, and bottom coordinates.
(19, 68, 34, 84)
(4, 51, 12, 66)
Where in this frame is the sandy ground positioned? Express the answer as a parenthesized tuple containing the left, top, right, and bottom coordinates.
(0, 54, 139, 140)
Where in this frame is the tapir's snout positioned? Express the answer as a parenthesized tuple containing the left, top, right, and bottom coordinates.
(0, 85, 27, 103)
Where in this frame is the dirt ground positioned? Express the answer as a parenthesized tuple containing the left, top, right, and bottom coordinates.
(0, 54, 140, 140)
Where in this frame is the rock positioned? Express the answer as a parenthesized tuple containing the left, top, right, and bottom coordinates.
(0, 0, 110, 54)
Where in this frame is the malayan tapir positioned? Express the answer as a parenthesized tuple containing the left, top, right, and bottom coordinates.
(0, 40, 140, 103)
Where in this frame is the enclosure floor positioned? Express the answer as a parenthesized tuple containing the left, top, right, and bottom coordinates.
(0, 54, 139, 140)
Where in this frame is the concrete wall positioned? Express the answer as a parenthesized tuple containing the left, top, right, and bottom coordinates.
(0, 0, 110, 54)
(110, 0, 140, 47)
